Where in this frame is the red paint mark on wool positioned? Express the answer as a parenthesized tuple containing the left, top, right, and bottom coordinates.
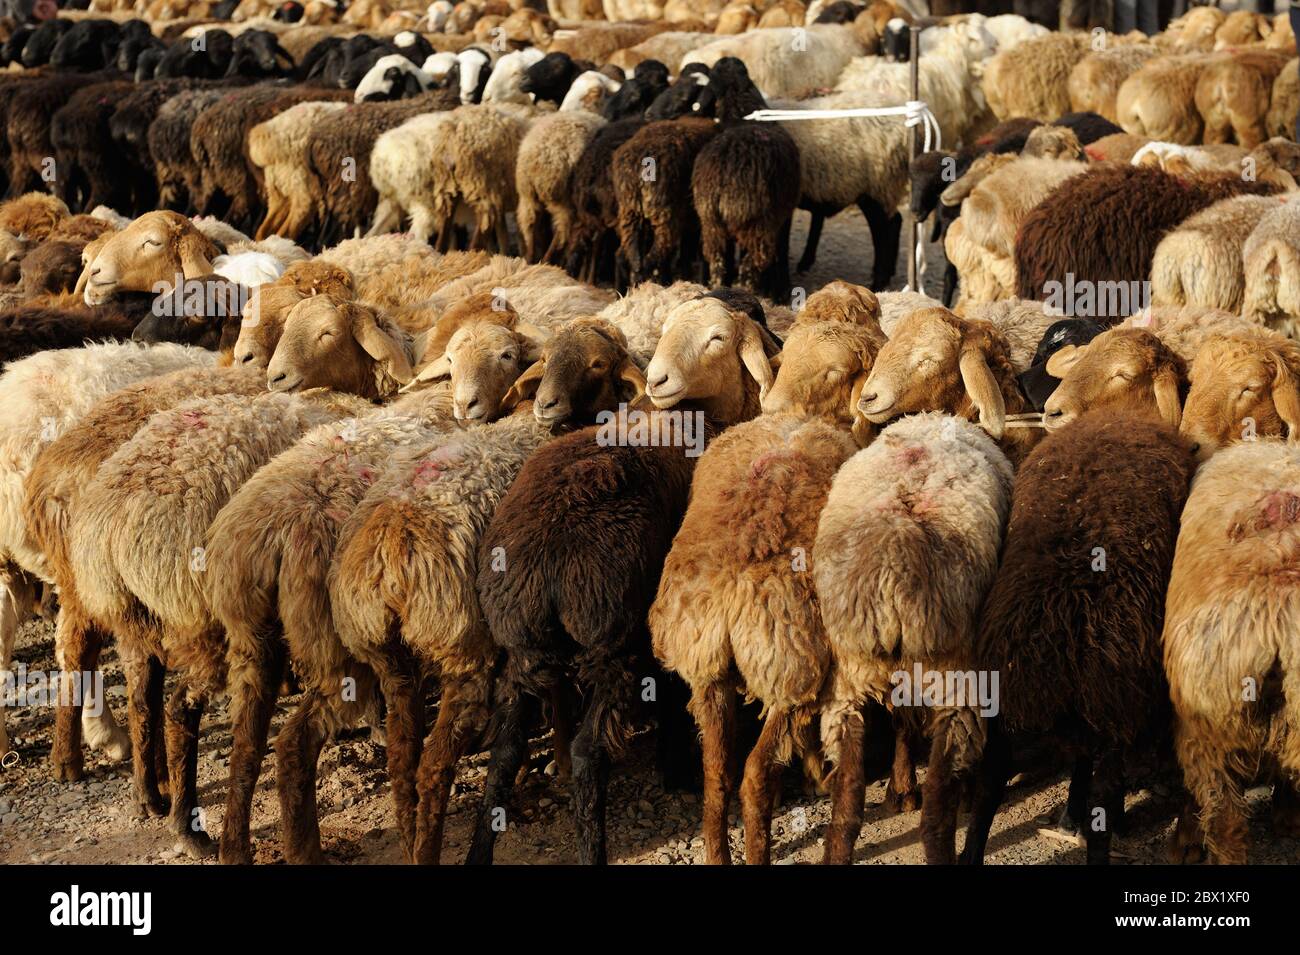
(180, 410, 207, 429)
(410, 446, 463, 490)
(1259, 491, 1300, 530)
(895, 444, 927, 468)
(748, 449, 799, 481)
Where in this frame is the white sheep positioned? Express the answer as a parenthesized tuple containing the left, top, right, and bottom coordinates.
(481, 47, 547, 104)
(682, 24, 871, 99)
(354, 54, 432, 103)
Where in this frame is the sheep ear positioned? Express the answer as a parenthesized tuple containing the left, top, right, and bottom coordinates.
(178, 231, 214, 280)
(768, 351, 783, 371)
(1271, 353, 1300, 441)
(501, 359, 545, 409)
(618, 360, 647, 404)
(1153, 365, 1183, 430)
(515, 322, 550, 363)
(739, 320, 775, 399)
(73, 258, 92, 300)
(959, 341, 1005, 440)
(351, 306, 414, 384)
(1045, 344, 1080, 379)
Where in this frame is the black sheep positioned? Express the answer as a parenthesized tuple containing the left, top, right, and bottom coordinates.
(566, 117, 644, 285)
(601, 59, 669, 121)
(520, 51, 588, 105)
(155, 30, 235, 79)
(225, 29, 295, 79)
(50, 18, 122, 71)
(691, 57, 800, 298)
(51, 80, 138, 212)
(2, 27, 36, 67)
(644, 64, 711, 121)
(20, 18, 73, 68)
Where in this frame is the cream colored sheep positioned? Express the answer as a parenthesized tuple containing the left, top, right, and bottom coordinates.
(982, 31, 1090, 122)
(1116, 53, 1215, 144)
(1068, 43, 1160, 124)
(1243, 195, 1300, 338)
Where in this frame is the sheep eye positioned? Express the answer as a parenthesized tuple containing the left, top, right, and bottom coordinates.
(142, 238, 161, 248)
(590, 360, 607, 371)
(500, 352, 515, 362)
(318, 330, 334, 342)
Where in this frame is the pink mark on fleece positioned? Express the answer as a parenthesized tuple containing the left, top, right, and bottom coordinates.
(895, 444, 928, 469)
(748, 448, 801, 481)
(1229, 490, 1300, 541)
(180, 410, 208, 429)
(411, 445, 463, 490)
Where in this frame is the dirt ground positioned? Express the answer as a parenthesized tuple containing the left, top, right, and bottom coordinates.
(2, 210, 1297, 865)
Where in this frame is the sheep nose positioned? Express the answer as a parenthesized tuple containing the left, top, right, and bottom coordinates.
(269, 371, 286, 385)
(859, 392, 877, 405)
(1045, 408, 1063, 419)
(240, 353, 255, 364)
(649, 372, 668, 389)
(1189, 442, 1201, 456)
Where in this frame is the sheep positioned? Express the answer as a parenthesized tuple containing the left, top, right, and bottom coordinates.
(647, 415, 856, 864)
(681, 23, 872, 99)
(1160, 5, 1225, 53)
(227, 259, 359, 368)
(329, 318, 646, 865)
(148, 88, 228, 214)
(1117, 304, 1270, 360)
(248, 99, 347, 241)
(982, 31, 1089, 122)
(205, 295, 543, 863)
(1195, 49, 1291, 149)
(306, 88, 459, 247)
(520, 52, 599, 107)
(547, 21, 681, 65)
(515, 109, 605, 264)
(692, 58, 800, 297)
(1178, 332, 1300, 462)
(0, 341, 214, 773)
(69, 384, 373, 854)
(1266, 58, 1298, 141)
(1242, 197, 1300, 339)
(79, 211, 225, 306)
(1162, 440, 1300, 863)
(814, 413, 1013, 864)
(612, 117, 719, 286)
(7, 72, 102, 199)
(108, 79, 200, 216)
(943, 147, 1088, 308)
(1116, 53, 1214, 145)
(354, 53, 434, 102)
(26, 363, 267, 780)
(49, 80, 139, 213)
(858, 306, 1041, 464)
(1068, 42, 1159, 124)
(559, 70, 622, 113)
(607, 31, 715, 73)
(946, 416, 1194, 866)
(1014, 166, 1280, 306)
(1148, 195, 1282, 314)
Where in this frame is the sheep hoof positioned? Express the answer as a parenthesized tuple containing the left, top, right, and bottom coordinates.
(175, 832, 216, 860)
(50, 754, 85, 783)
(135, 793, 169, 820)
(218, 843, 253, 866)
(882, 786, 922, 815)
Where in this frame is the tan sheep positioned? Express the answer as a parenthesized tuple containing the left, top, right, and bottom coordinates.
(1195, 49, 1290, 148)
(1041, 327, 1186, 433)
(1068, 42, 1160, 124)
(982, 31, 1090, 122)
(1116, 54, 1216, 144)
(1242, 197, 1300, 338)
(1266, 58, 1298, 140)
(1179, 332, 1300, 461)
(78, 211, 222, 306)
(515, 110, 606, 265)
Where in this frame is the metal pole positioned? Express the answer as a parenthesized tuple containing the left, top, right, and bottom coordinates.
(906, 23, 920, 291)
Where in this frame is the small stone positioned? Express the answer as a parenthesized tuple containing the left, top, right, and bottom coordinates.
(538, 797, 553, 809)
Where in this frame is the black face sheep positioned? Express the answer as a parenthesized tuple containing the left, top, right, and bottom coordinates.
(519, 51, 590, 106)
(691, 57, 800, 298)
(566, 117, 644, 285)
(226, 29, 295, 79)
(49, 18, 122, 72)
(19, 17, 72, 67)
(814, 413, 1014, 864)
(602, 58, 669, 121)
(942, 412, 1196, 865)
(155, 30, 236, 79)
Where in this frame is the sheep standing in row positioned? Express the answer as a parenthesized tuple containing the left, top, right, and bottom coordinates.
(1163, 440, 1300, 863)
(516, 109, 606, 264)
(204, 294, 545, 864)
(466, 289, 783, 865)
(815, 413, 1013, 864)
(331, 319, 647, 865)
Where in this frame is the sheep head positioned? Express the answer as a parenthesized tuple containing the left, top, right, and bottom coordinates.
(859, 307, 1013, 439)
(231, 261, 356, 368)
(796, 280, 881, 326)
(0, 192, 70, 242)
(762, 319, 886, 447)
(403, 292, 547, 422)
(1022, 125, 1085, 162)
(1181, 333, 1300, 461)
(268, 297, 414, 400)
(645, 293, 780, 425)
(1042, 328, 1185, 433)
(503, 317, 646, 429)
(79, 211, 219, 306)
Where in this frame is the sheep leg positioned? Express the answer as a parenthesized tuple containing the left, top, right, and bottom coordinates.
(219, 634, 288, 865)
(275, 688, 332, 864)
(164, 684, 213, 858)
(550, 682, 574, 781)
(654, 667, 699, 792)
(691, 679, 736, 864)
(739, 709, 788, 866)
(0, 570, 35, 760)
(465, 694, 538, 865)
(942, 260, 960, 309)
(1168, 793, 1209, 864)
(920, 721, 965, 865)
(494, 215, 511, 258)
(859, 198, 902, 291)
(571, 691, 617, 866)
(883, 724, 921, 814)
(1082, 748, 1123, 865)
(412, 675, 481, 865)
(374, 643, 427, 863)
(797, 210, 825, 274)
(823, 704, 868, 865)
(125, 649, 169, 819)
(957, 722, 1011, 864)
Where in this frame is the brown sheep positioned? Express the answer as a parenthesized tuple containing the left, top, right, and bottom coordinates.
(1041, 327, 1186, 434)
(79, 211, 223, 306)
(1013, 165, 1279, 305)
(1195, 49, 1290, 148)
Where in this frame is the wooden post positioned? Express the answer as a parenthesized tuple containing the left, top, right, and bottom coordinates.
(905, 23, 921, 291)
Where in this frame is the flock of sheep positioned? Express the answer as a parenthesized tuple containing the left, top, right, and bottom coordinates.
(0, 0, 1298, 867)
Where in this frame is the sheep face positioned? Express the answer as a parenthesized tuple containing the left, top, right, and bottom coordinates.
(645, 298, 775, 410)
(504, 318, 646, 429)
(268, 297, 413, 397)
(859, 307, 1008, 439)
(1042, 328, 1185, 433)
(20, 240, 86, 297)
(1181, 335, 1300, 461)
(420, 322, 545, 422)
(80, 211, 219, 306)
(761, 320, 883, 445)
